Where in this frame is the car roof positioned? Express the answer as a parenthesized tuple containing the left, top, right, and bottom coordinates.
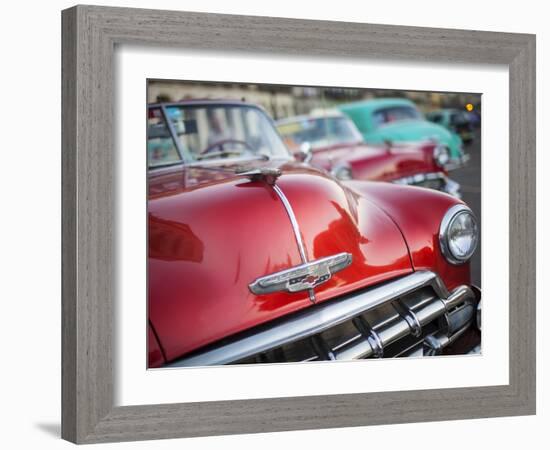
(338, 97, 416, 113)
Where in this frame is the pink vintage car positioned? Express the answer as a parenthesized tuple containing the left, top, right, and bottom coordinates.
(276, 110, 461, 197)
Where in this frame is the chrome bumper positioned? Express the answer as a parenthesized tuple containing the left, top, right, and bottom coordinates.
(392, 172, 462, 198)
(166, 271, 480, 367)
(445, 153, 471, 171)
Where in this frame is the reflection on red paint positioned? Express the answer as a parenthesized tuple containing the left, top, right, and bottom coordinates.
(309, 141, 441, 182)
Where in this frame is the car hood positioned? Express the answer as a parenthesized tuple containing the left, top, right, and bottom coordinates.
(310, 142, 437, 181)
(148, 159, 413, 362)
(373, 119, 453, 143)
(311, 142, 386, 161)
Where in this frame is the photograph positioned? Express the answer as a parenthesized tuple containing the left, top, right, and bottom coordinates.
(147, 80, 482, 368)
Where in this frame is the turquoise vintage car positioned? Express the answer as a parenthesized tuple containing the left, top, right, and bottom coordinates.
(338, 98, 468, 169)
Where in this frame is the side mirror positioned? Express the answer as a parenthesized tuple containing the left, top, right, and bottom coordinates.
(296, 142, 313, 163)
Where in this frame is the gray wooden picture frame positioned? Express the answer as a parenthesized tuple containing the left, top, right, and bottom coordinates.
(61, 4, 536, 444)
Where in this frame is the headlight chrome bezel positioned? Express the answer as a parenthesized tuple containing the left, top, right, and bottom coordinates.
(439, 204, 479, 265)
(433, 144, 451, 168)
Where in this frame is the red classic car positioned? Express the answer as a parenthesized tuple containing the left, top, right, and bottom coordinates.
(276, 110, 461, 197)
(147, 100, 480, 368)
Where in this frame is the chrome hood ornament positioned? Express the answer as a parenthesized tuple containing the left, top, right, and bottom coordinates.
(238, 167, 282, 186)
(249, 253, 353, 295)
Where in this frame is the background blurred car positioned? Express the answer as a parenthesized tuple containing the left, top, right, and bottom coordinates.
(276, 110, 461, 197)
(338, 98, 469, 169)
(426, 108, 475, 145)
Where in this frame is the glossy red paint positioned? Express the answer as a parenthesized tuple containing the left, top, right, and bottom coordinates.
(307, 141, 442, 181)
(346, 180, 471, 291)
(275, 166, 414, 303)
(148, 160, 415, 362)
(148, 323, 165, 368)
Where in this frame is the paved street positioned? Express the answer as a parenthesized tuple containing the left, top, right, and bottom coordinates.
(450, 129, 482, 287)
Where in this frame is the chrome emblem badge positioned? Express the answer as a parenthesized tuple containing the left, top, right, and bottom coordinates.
(249, 253, 352, 295)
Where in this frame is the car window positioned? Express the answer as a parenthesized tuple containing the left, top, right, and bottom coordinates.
(428, 113, 443, 123)
(372, 105, 421, 127)
(147, 108, 181, 168)
(160, 104, 289, 164)
(277, 116, 363, 151)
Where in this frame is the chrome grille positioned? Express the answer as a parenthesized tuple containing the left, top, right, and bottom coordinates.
(166, 271, 480, 367)
(416, 178, 446, 191)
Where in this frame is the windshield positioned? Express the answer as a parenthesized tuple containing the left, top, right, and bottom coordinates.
(372, 105, 422, 127)
(147, 104, 290, 168)
(277, 116, 363, 151)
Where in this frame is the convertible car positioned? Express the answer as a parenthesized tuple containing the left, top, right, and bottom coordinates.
(276, 110, 461, 197)
(147, 99, 481, 368)
(338, 98, 470, 169)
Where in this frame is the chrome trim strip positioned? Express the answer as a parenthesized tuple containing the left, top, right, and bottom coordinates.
(165, 270, 475, 367)
(391, 171, 447, 185)
(160, 104, 186, 162)
(271, 184, 316, 303)
(272, 184, 307, 262)
(148, 156, 292, 175)
(391, 171, 462, 198)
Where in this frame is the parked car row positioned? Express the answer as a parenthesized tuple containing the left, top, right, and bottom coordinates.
(277, 109, 461, 197)
(147, 98, 481, 369)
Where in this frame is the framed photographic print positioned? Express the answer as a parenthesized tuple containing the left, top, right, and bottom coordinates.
(61, 5, 536, 444)
(145, 80, 481, 370)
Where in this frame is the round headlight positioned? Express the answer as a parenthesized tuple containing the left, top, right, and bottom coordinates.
(433, 145, 451, 168)
(332, 166, 353, 180)
(439, 204, 479, 264)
